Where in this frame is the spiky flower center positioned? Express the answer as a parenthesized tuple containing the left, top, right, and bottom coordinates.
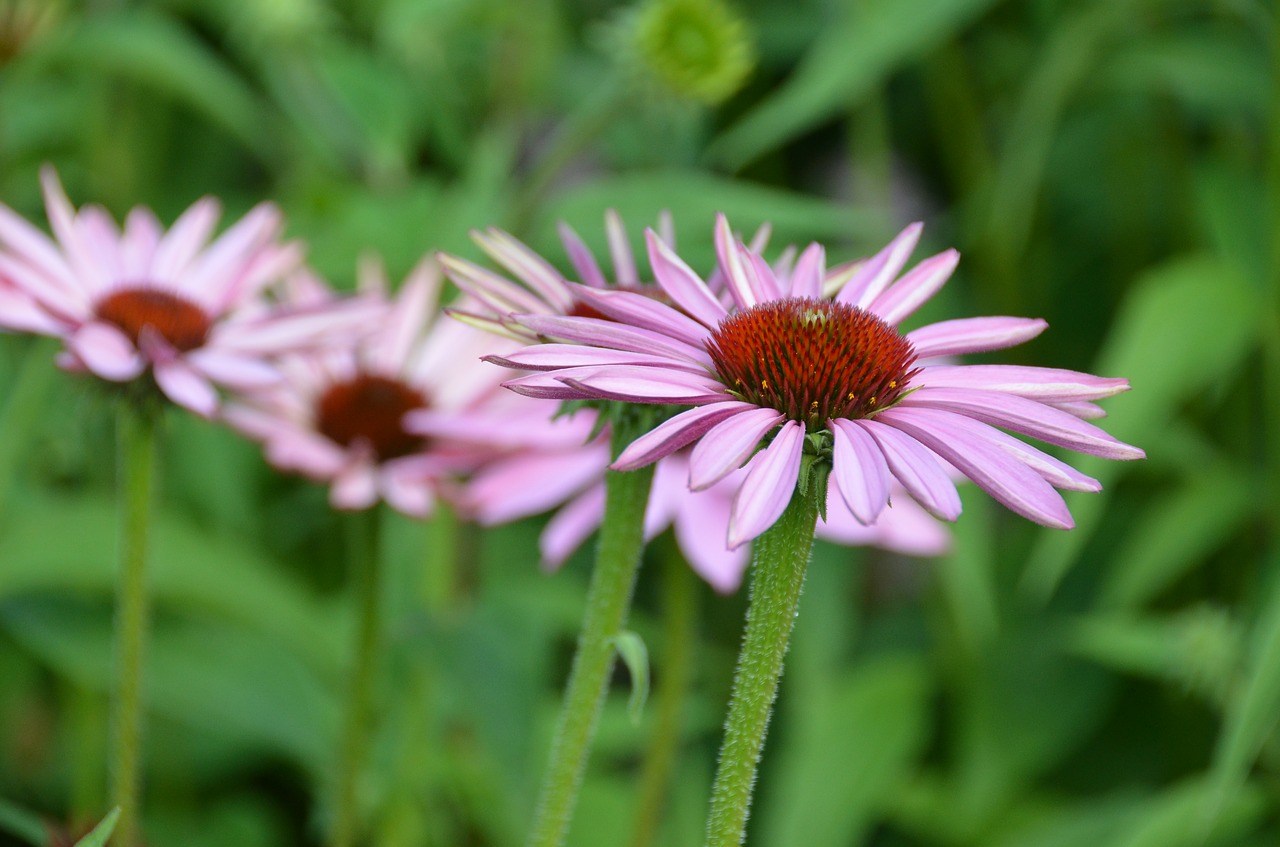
(95, 287, 211, 352)
(315, 374, 427, 462)
(706, 298, 918, 427)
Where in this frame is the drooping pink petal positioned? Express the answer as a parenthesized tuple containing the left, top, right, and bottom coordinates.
(902, 387, 1145, 460)
(877, 407, 1073, 528)
(567, 283, 712, 348)
(561, 365, 728, 404)
(836, 222, 922, 307)
(540, 485, 606, 569)
(829, 418, 891, 524)
(613, 401, 758, 470)
(516, 314, 714, 367)
(914, 364, 1131, 401)
(646, 229, 728, 328)
(688, 406, 785, 490)
(818, 493, 950, 557)
(67, 322, 145, 380)
(153, 358, 219, 417)
(673, 482, 749, 593)
(867, 248, 960, 326)
(558, 221, 609, 288)
(906, 317, 1048, 358)
(856, 419, 962, 521)
(728, 420, 805, 549)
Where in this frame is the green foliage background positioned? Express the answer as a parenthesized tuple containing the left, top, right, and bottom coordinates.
(1, 0, 1277, 844)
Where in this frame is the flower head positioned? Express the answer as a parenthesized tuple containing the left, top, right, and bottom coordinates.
(224, 258, 510, 517)
(0, 167, 374, 416)
(488, 215, 1145, 548)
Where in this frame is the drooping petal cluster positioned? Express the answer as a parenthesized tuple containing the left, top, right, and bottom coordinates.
(0, 168, 377, 416)
(223, 258, 515, 517)
(437, 211, 953, 581)
(484, 215, 1144, 548)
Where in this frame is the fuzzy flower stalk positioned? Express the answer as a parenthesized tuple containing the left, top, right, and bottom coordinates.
(482, 215, 1145, 846)
(0, 169, 376, 847)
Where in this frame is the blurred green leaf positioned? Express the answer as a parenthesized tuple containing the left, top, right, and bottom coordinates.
(707, 0, 1002, 170)
(759, 655, 931, 846)
(71, 807, 118, 847)
(610, 630, 650, 724)
(19, 10, 277, 161)
(0, 795, 46, 846)
(1022, 256, 1260, 601)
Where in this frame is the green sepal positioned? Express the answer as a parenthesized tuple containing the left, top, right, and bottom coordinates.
(73, 808, 120, 847)
(610, 630, 651, 724)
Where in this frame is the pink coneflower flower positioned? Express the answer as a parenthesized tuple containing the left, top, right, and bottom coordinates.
(0, 168, 372, 416)
(224, 258, 512, 517)
(488, 216, 1146, 548)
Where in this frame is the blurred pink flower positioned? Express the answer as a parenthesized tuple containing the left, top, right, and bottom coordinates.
(0, 168, 374, 416)
(224, 258, 510, 517)
(487, 216, 1146, 547)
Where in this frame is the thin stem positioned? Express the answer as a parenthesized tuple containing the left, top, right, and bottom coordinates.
(525, 415, 657, 847)
(332, 507, 385, 847)
(628, 544, 698, 847)
(110, 402, 158, 847)
(704, 482, 821, 847)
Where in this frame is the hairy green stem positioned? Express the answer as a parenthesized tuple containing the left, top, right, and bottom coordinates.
(332, 508, 385, 847)
(525, 417, 657, 847)
(704, 483, 821, 847)
(629, 546, 698, 847)
(110, 402, 158, 847)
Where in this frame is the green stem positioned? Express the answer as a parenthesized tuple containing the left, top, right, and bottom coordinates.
(525, 416, 657, 847)
(332, 508, 385, 847)
(628, 545, 698, 847)
(110, 402, 158, 847)
(704, 482, 821, 847)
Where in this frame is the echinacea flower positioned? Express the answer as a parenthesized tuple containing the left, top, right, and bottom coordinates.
(223, 258, 513, 517)
(0, 167, 374, 416)
(487, 216, 1146, 548)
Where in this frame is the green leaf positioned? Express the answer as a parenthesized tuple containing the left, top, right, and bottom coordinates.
(611, 630, 651, 724)
(1021, 256, 1260, 601)
(0, 795, 47, 846)
(707, 0, 1002, 170)
(72, 807, 120, 847)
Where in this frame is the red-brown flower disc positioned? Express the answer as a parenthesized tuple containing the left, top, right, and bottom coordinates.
(96, 287, 212, 352)
(706, 298, 918, 427)
(316, 374, 427, 461)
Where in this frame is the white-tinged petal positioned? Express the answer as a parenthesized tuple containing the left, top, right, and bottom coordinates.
(67, 322, 145, 380)
(715, 214, 761, 309)
(788, 243, 825, 299)
(474, 228, 575, 311)
(907, 317, 1048, 359)
(646, 229, 727, 328)
(857, 419, 962, 521)
(829, 418, 891, 524)
(1051, 400, 1107, 419)
(613, 401, 759, 470)
(914, 365, 1131, 401)
(877, 408, 1073, 529)
(836, 222, 922, 307)
(605, 209, 639, 285)
(439, 253, 552, 317)
(688, 407, 785, 490)
(728, 420, 805, 549)
(154, 358, 219, 417)
(867, 249, 960, 326)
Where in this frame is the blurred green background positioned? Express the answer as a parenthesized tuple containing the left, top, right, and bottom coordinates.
(1, 0, 1277, 844)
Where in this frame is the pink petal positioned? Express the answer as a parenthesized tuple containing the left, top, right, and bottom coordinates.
(151, 197, 220, 281)
(561, 366, 727, 404)
(867, 249, 960, 326)
(907, 317, 1048, 359)
(646, 229, 727, 328)
(380, 460, 435, 519)
(465, 449, 604, 525)
(877, 408, 1073, 529)
(1051, 400, 1107, 420)
(914, 365, 1131, 401)
(688, 406, 785, 490)
(728, 420, 805, 549)
(829, 418, 891, 524)
(331, 461, 379, 511)
(179, 203, 282, 305)
(673, 484, 749, 594)
(856, 419, 962, 521)
(837, 222, 922, 307)
(68, 322, 145, 380)
(367, 260, 440, 373)
(516, 314, 713, 367)
(605, 209, 639, 286)
(120, 207, 163, 278)
(567, 282, 712, 348)
(0, 200, 82, 300)
(541, 485, 606, 569)
(818, 493, 951, 557)
(557, 221, 608, 288)
(188, 348, 281, 389)
(787, 243, 825, 299)
(439, 253, 554, 316)
(503, 370, 599, 400)
(40, 167, 108, 294)
(0, 285, 62, 334)
(485, 344, 707, 373)
(154, 358, 219, 417)
(613, 401, 759, 470)
(902, 387, 1145, 460)
(715, 214, 764, 309)
(474, 228, 574, 311)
